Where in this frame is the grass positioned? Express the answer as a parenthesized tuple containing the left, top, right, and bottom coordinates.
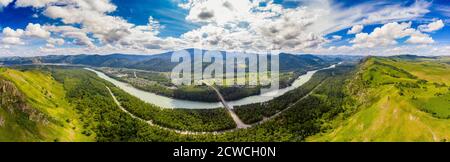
(0, 68, 94, 142)
(308, 57, 450, 142)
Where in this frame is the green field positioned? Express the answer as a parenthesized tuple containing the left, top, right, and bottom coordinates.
(309, 57, 450, 142)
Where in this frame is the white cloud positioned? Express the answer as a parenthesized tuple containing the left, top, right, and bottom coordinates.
(361, 0, 431, 24)
(14, 0, 58, 8)
(25, 23, 51, 38)
(350, 22, 434, 48)
(38, 0, 167, 50)
(419, 19, 444, 32)
(331, 35, 342, 41)
(180, 0, 331, 51)
(185, 0, 254, 25)
(41, 1, 130, 44)
(2, 27, 24, 37)
(178, 0, 433, 52)
(347, 25, 363, 34)
(44, 25, 94, 47)
(298, 0, 431, 34)
(1, 27, 25, 45)
(47, 37, 65, 46)
(405, 33, 434, 44)
(0, 0, 443, 56)
(0, 0, 12, 7)
(1, 37, 25, 45)
(300, 44, 450, 56)
(0, 24, 52, 46)
(0, 45, 10, 49)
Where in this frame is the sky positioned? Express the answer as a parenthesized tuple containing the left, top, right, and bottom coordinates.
(0, 0, 449, 56)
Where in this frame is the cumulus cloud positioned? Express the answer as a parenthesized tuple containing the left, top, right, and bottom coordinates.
(1, 27, 25, 45)
(14, 0, 58, 8)
(0, 0, 13, 7)
(351, 22, 434, 48)
(347, 25, 364, 34)
(405, 33, 434, 44)
(46, 37, 65, 48)
(25, 23, 51, 38)
(44, 25, 94, 47)
(419, 19, 445, 32)
(2, 27, 24, 37)
(302, 44, 450, 56)
(1, 23, 53, 46)
(180, 0, 328, 51)
(39, 0, 171, 50)
(179, 0, 433, 52)
(42, 4, 133, 44)
(186, 0, 254, 25)
(0, 0, 443, 56)
(0, 0, 169, 51)
(1, 37, 25, 45)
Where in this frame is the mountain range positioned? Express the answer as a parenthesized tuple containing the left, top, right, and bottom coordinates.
(0, 49, 353, 72)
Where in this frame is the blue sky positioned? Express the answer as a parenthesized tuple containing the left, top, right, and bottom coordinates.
(0, 0, 449, 56)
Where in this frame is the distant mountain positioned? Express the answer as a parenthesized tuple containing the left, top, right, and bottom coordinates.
(278, 53, 326, 72)
(390, 54, 439, 60)
(0, 49, 338, 72)
(315, 55, 364, 62)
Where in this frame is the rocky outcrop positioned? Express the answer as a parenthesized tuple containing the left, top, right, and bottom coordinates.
(0, 79, 48, 125)
(0, 115, 4, 127)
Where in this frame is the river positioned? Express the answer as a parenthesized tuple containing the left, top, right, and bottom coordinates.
(86, 64, 338, 109)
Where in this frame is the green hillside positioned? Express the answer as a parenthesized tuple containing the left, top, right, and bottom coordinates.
(309, 57, 450, 142)
(0, 68, 93, 142)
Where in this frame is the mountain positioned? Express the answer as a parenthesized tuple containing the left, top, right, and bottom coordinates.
(315, 55, 364, 62)
(390, 54, 439, 60)
(278, 53, 327, 72)
(0, 68, 93, 141)
(0, 49, 336, 72)
(309, 57, 450, 142)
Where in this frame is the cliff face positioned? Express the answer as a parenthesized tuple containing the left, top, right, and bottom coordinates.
(0, 79, 48, 127)
(1, 80, 27, 113)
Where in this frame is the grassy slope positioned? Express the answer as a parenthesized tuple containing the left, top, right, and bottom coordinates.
(308, 57, 450, 142)
(0, 68, 93, 142)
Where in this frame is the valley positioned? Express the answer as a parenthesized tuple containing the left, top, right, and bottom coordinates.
(0, 54, 448, 142)
(0, 49, 340, 102)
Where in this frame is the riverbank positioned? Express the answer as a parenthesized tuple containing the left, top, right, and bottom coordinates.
(86, 63, 338, 109)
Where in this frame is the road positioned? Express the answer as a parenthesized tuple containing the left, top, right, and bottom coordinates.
(200, 81, 250, 129)
(105, 78, 325, 135)
(106, 86, 227, 135)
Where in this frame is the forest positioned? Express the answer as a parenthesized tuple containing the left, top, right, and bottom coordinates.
(1, 63, 359, 142)
(109, 86, 236, 132)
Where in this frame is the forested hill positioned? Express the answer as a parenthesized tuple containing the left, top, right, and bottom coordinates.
(0, 49, 337, 72)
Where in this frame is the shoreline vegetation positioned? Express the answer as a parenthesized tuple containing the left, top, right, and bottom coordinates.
(94, 65, 325, 103)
